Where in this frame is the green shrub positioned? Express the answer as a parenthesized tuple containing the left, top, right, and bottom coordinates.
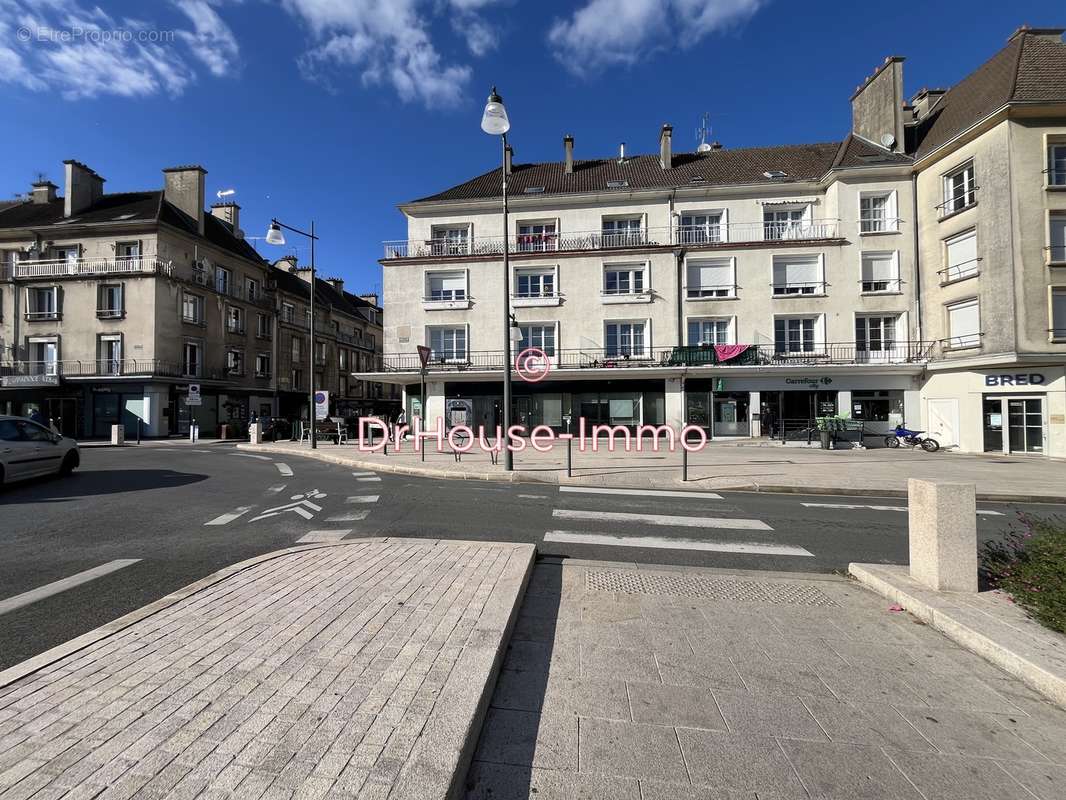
(979, 515, 1066, 634)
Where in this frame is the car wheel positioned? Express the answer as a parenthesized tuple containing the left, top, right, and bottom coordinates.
(60, 451, 79, 476)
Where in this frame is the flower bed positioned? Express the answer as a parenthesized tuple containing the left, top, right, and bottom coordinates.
(980, 515, 1066, 634)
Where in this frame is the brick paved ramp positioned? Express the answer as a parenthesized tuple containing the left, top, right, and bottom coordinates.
(0, 538, 534, 800)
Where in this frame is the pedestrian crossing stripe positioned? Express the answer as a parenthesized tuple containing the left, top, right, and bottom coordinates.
(552, 509, 772, 531)
(543, 531, 813, 557)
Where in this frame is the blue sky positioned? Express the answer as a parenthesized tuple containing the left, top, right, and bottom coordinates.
(0, 0, 1059, 293)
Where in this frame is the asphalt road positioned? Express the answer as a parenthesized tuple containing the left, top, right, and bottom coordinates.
(0, 444, 1059, 670)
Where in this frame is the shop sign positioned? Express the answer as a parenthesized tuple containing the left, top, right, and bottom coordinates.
(985, 373, 1046, 387)
(784, 377, 834, 387)
(1, 374, 59, 387)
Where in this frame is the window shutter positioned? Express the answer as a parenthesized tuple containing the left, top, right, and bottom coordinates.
(949, 301, 980, 338)
(777, 255, 819, 285)
(946, 231, 977, 267)
(862, 253, 895, 281)
(1052, 290, 1066, 332)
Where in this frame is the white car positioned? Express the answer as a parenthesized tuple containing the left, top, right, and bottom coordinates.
(0, 415, 80, 485)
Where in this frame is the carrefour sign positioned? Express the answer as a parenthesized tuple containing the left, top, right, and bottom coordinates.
(985, 373, 1046, 387)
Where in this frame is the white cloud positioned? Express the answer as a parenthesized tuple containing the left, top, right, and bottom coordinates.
(0, 0, 239, 99)
(548, 0, 763, 76)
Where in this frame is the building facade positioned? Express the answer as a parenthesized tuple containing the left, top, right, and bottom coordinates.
(363, 26, 1066, 458)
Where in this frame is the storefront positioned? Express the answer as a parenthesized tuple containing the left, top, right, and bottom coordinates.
(922, 366, 1066, 457)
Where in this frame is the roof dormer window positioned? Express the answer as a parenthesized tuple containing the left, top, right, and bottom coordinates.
(762, 170, 788, 180)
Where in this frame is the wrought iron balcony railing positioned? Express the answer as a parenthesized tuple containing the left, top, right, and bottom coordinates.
(0, 359, 232, 381)
(13, 256, 173, 279)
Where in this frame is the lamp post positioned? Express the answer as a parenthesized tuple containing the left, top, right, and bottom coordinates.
(481, 86, 515, 470)
(266, 218, 319, 449)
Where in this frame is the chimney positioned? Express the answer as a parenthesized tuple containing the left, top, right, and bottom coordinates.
(31, 181, 58, 204)
(850, 56, 906, 152)
(564, 135, 574, 174)
(1008, 25, 1065, 43)
(618, 142, 626, 163)
(209, 201, 240, 232)
(358, 293, 379, 306)
(62, 160, 105, 217)
(659, 124, 673, 170)
(910, 87, 947, 122)
(504, 145, 513, 176)
(325, 276, 344, 292)
(710, 141, 723, 151)
(163, 165, 207, 236)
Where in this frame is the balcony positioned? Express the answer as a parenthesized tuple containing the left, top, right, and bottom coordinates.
(383, 220, 841, 260)
(14, 256, 173, 280)
(377, 341, 934, 373)
(0, 359, 228, 381)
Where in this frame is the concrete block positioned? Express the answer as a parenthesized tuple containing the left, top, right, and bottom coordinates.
(907, 479, 978, 592)
(110, 425, 124, 446)
(249, 424, 262, 445)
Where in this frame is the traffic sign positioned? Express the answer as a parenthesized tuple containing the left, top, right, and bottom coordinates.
(314, 391, 329, 420)
(417, 345, 432, 368)
(187, 384, 202, 407)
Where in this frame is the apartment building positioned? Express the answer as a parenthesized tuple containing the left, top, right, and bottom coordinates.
(364, 26, 1066, 457)
(0, 160, 395, 437)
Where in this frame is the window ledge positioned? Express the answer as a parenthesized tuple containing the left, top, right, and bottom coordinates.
(685, 293, 738, 302)
(938, 201, 978, 223)
(601, 293, 653, 305)
(771, 293, 828, 299)
(939, 272, 980, 287)
(859, 229, 901, 237)
(512, 296, 562, 308)
(1045, 185, 1066, 192)
(859, 291, 904, 297)
(1048, 261, 1066, 268)
(942, 343, 982, 353)
(422, 299, 472, 311)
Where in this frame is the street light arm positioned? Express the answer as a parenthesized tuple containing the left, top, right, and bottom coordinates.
(270, 218, 319, 240)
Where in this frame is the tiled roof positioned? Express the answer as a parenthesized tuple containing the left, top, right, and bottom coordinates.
(413, 138, 909, 204)
(268, 264, 376, 320)
(914, 29, 1066, 158)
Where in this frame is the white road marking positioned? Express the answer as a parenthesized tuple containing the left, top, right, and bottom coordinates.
(326, 511, 371, 522)
(518, 494, 548, 499)
(543, 531, 812, 557)
(356, 477, 381, 482)
(346, 495, 379, 504)
(801, 502, 1004, 516)
(560, 486, 723, 500)
(275, 463, 293, 476)
(0, 560, 142, 616)
(205, 506, 253, 526)
(351, 472, 377, 477)
(267, 485, 287, 493)
(296, 530, 351, 543)
(230, 453, 272, 461)
(552, 509, 772, 531)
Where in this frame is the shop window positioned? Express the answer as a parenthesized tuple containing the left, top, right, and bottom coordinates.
(849, 390, 904, 424)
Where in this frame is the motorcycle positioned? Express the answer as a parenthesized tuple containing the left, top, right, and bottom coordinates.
(885, 425, 940, 452)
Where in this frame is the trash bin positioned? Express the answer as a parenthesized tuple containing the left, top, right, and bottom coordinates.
(219, 424, 230, 440)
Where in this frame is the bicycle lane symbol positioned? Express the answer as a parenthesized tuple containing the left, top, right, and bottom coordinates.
(249, 489, 327, 522)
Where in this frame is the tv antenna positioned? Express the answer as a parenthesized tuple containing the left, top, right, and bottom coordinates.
(696, 113, 713, 153)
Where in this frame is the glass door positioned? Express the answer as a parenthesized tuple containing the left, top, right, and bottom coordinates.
(982, 397, 1004, 452)
(1007, 398, 1044, 453)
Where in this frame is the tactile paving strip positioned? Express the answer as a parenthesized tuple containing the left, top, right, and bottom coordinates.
(585, 570, 837, 606)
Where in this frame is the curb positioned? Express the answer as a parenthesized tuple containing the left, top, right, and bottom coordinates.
(848, 563, 1066, 711)
(236, 444, 1066, 503)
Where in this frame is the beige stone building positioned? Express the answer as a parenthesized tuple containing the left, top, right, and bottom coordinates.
(362, 25, 1066, 458)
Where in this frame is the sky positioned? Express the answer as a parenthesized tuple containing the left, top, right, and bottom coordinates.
(0, 0, 1060, 295)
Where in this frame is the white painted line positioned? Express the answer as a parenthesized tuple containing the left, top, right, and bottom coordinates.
(186, 449, 212, 453)
(356, 477, 381, 482)
(296, 530, 352, 543)
(801, 502, 1004, 516)
(205, 506, 253, 526)
(552, 509, 772, 531)
(543, 531, 813, 557)
(518, 494, 547, 499)
(351, 472, 377, 477)
(0, 560, 143, 616)
(267, 485, 287, 493)
(230, 453, 272, 461)
(346, 495, 380, 504)
(326, 511, 371, 522)
(560, 486, 723, 500)
(275, 463, 293, 476)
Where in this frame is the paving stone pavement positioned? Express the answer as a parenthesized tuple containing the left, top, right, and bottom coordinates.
(465, 561, 1066, 800)
(0, 538, 533, 800)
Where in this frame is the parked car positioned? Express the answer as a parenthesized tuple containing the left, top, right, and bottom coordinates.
(0, 415, 80, 485)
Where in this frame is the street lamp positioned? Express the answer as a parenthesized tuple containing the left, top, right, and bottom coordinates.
(482, 86, 515, 470)
(265, 217, 320, 449)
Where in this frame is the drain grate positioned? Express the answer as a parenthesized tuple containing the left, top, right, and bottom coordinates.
(585, 570, 836, 606)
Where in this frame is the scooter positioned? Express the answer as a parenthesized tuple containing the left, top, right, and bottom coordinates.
(885, 425, 940, 452)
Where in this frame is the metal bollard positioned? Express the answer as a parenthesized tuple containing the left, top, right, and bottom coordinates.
(682, 445, 688, 482)
(137, 418, 142, 445)
(566, 436, 572, 478)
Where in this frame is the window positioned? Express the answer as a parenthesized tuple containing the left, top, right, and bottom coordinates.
(605, 321, 646, 357)
(601, 217, 643, 247)
(291, 369, 303, 390)
(256, 353, 271, 377)
(860, 251, 899, 293)
(942, 229, 979, 282)
(774, 317, 818, 353)
(281, 302, 296, 323)
(226, 350, 244, 375)
(315, 342, 327, 364)
(256, 313, 271, 338)
(430, 225, 469, 255)
(26, 287, 59, 320)
(946, 299, 980, 349)
(339, 349, 348, 371)
(859, 192, 896, 233)
(855, 315, 898, 352)
(763, 207, 807, 240)
(772, 254, 822, 295)
(28, 339, 58, 375)
(97, 284, 123, 318)
(367, 333, 376, 349)
(246, 277, 260, 301)
(182, 292, 204, 324)
(291, 336, 302, 361)
(226, 306, 244, 333)
(426, 271, 467, 301)
(678, 212, 723, 244)
(1051, 287, 1066, 341)
(604, 264, 646, 295)
(518, 324, 556, 356)
(515, 268, 556, 298)
(517, 221, 557, 252)
(687, 318, 731, 346)
(1050, 215, 1066, 264)
(97, 335, 122, 375)
(183, 341, 202, 377)
(686, 258, 734, 298)
(53, 245, 78, 264)
(216, 266, 231, 295)
(941, 162, 976, 215)
(1048, 144, 1066, 187)
(116, 241, 140, 259)
(428, 327, 467, 361)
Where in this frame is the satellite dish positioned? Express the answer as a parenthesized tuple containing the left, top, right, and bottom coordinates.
(697, 142, 713, 153)
(879, 133, 896, 149)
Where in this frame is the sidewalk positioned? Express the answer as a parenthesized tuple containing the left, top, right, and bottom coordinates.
(240, 440, 1066, 502)
(466, 560, 1066, 800)
(0, 539, 533, 800)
